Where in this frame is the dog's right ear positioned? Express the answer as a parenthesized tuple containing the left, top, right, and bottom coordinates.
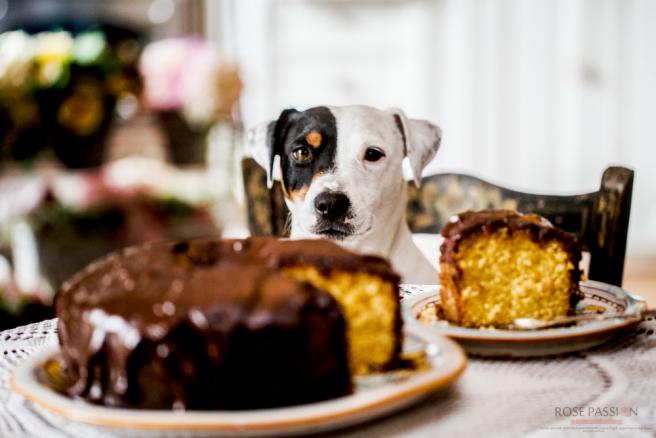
(246, 108, 297, 188)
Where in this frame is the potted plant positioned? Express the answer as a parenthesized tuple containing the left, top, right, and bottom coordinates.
(139, 37, 242, 165)
(0, 29, 141, 169)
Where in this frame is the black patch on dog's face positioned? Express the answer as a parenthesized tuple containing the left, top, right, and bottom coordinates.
(269, 107, 337, 199)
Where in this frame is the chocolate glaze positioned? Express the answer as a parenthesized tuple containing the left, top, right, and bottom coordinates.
(56, 237, 399, 410)
(257, 238, 401, 282)
(439, 210, 583, 316)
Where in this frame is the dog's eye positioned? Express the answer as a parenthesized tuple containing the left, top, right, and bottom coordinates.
(364, 147, 385, 162)
(291, 146, 313, 163)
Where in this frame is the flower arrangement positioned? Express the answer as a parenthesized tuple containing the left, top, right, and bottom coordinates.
(0, 29, 141, 168)
(139, 37, 242, 128)
(139, 37, 242, 165)
(0, 158, 221, 329)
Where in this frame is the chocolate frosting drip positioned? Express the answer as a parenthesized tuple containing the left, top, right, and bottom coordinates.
(55, 237, 399, 410)
(439, 210, 583, 312)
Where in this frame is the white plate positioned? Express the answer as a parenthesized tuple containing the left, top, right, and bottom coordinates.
(404, 280, 647, 357)
(12, 325, 466, 437)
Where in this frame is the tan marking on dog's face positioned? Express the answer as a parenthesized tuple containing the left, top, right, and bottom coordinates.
(289, 185, 309, 202)
(305, 130, 322, 148)
(286, 172, 325, 202)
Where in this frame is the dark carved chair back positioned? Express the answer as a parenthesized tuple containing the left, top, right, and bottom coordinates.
(242, 158, 633, 286)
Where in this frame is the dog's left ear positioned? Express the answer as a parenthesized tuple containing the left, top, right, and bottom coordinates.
(388, 108, 442, 187)
(246, 108, 297, 188)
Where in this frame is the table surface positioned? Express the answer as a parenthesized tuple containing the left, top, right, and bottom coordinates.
(1, 286, 655, 438)
(2, 166, 652, 436)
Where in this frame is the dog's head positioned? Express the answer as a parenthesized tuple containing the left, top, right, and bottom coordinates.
(247, 105, 441, 240)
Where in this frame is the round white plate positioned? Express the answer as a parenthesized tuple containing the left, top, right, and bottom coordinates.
(12, 325, 466, 437)
(404, 280, 647, 357)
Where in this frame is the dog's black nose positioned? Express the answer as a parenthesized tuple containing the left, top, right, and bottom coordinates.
(314, 192, 351, 222)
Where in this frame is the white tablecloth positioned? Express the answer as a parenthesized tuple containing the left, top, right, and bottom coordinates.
(1, 287, 655, 438)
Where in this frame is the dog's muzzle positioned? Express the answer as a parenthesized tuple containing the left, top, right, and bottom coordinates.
(313, 191, 354, 239)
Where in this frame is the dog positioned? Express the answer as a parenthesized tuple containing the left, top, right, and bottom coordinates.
(247, 105, 441, 283)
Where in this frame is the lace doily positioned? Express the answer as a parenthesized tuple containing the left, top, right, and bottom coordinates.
(1, 287, 654, 438)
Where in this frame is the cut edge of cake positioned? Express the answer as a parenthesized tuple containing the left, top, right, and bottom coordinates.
(439, 210, 583, 328)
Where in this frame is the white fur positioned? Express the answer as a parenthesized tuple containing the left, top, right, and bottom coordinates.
(246, 105, 441, 284)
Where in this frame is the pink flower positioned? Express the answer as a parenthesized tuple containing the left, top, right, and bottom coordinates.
(139, 38, 241, 125)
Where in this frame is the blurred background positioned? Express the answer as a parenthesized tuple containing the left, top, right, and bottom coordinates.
(0, 0, 654, 327)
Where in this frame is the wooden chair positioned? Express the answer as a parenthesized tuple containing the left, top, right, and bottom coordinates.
(242, 158, 634, 286)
